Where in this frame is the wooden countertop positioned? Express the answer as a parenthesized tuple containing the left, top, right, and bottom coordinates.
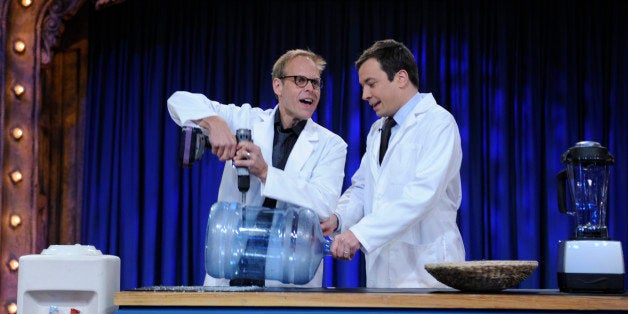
(114, 287, 628, 311)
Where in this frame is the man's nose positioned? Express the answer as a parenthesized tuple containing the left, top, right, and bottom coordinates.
(361, 88, 370, 100)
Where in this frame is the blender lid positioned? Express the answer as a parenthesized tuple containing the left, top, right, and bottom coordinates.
(561, 141, 614, 165)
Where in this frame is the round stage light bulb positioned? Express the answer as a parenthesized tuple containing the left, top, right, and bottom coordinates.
(7, 302, 17, 314)
(10, 215, 22, 228)
(8, 259, 19, 271)
(13, 85, 25, 96)
(11, 128, 24, 140)
(12, 128, 24, 140)
(14, 40, 26, 53)
(21, 0, 32, 7)
(10, 171, 23, 183)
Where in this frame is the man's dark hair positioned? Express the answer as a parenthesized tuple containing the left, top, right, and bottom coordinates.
(355, 39, 419, 88)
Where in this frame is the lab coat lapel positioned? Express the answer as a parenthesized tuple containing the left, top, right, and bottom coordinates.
(284, 119, 316, 173)
(252, 109, 275, 164)
(370, 118, 385, 176)
(379, 94, 432, 166)
(384, 113, 417, 161)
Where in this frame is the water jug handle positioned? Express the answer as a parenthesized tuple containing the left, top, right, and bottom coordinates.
(323, 237, 332, 256)
(556, 169, 568, 214)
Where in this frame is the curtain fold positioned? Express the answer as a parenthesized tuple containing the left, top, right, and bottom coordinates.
(83, 0, 628, 290)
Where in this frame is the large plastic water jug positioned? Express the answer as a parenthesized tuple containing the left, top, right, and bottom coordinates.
(205, 202, 330, 284)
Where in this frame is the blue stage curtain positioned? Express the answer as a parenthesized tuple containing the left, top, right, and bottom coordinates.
(83, 0, 628, 290)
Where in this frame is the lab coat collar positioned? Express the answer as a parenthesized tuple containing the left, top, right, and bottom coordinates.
(254, 105, 317, 174)
(284, 119, 317, 173)
(253, 106, 276, 167)
(387, 93, 436, 150)
(376, 93, 436, 169)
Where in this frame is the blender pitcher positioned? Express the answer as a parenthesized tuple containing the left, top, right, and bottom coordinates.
(556, 141, 614, 240)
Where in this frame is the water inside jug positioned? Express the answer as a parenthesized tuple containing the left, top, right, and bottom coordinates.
(205, 202, 330, 285)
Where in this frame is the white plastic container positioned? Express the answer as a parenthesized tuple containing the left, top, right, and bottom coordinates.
(17, 244, 120, 314)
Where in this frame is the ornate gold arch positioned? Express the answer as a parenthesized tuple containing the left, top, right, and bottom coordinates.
(1, 0, 126, 311)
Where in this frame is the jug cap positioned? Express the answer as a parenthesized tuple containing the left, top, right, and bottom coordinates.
(560, 141, 614, 165)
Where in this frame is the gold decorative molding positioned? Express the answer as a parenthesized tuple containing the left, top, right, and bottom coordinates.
(39, 0, 127, 64)
(95, 0, 127, 10)
(1, 0, 125, 310)
(41, 0, 86, 64)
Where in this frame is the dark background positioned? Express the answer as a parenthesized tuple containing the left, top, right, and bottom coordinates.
(81, 0, 628, 289)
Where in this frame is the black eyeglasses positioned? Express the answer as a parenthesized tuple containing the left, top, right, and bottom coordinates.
(280, 75, 322, 90)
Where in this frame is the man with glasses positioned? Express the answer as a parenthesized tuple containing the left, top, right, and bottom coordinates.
(167, 49, 347, 287)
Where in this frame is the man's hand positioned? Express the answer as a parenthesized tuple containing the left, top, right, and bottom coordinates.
(233, 141, 268, 182)
(194, 116, 236, 161)
(331, 231, 361, 261)
(320, 214, 338, 237)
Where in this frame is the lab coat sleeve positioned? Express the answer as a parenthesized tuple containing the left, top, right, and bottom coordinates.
(167, 91, 260, 131)
(263, 136, 347, 221)
(350, 114, 462, 254)
(334, 153, 369, 231)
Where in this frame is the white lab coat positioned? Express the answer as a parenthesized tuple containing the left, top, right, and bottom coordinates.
(168, 91, 347, 287)
(335, 93, 465, 288)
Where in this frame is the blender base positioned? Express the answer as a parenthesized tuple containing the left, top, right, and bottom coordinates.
(557, 240, 625, 293)
(557, 272, 624, 293)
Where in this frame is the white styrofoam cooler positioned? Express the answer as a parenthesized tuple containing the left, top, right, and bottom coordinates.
(17, 244, 120, 314)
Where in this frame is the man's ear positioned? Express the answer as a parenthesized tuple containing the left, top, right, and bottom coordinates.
(396, 69, 410, 87)
(272, 77, 283, 99)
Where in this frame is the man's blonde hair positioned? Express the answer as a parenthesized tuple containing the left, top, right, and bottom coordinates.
(272, 49, 326, 79)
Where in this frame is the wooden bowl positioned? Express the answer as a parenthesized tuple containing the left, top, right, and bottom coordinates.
(424, 260, 539, 292)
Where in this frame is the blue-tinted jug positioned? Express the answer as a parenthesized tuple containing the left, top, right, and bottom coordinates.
(205, 202, 331, 284)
